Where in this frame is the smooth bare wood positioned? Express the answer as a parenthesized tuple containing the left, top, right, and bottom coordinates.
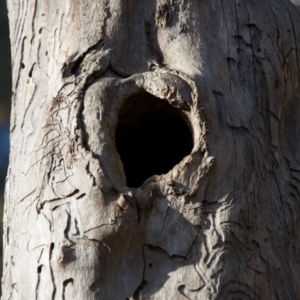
(2, 0, 300, 299)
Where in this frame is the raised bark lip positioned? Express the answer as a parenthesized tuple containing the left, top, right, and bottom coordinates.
(82, 69, 206, 194)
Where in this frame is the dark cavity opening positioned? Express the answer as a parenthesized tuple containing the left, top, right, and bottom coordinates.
(115, 92, 193, 188)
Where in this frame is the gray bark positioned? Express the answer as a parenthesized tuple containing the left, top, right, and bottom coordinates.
(2, 0, 300, 299)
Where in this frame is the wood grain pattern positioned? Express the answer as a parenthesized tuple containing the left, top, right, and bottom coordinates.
(2, 0, 300, 299)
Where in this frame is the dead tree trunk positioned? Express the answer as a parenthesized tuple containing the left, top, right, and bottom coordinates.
(2, 0, 300, 299)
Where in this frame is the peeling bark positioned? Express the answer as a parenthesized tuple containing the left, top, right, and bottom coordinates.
(2, 0, 300, 299)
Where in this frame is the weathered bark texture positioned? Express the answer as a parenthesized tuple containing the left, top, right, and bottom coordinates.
(3, 0, 300, 299)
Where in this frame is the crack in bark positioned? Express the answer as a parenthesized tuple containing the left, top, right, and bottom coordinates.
(62, 278, 73, 300)
(34, 264, 43, 300)
(132, 245, 147, 300)
(49, 243, 57, 300)
(280, 0, 300, 81)
(37, 189, 79, 212)
(83, 222, 116, 234)
(17, 188, 37, 204)
(63, 210, 74, 244)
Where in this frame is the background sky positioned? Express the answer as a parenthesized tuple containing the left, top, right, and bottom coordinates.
(0, 0, 12, 293)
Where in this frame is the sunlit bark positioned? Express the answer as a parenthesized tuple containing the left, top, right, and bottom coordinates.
(3, 1, 300, 299)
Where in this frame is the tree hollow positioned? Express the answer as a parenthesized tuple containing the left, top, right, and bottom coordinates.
(115, 92, 193, 187)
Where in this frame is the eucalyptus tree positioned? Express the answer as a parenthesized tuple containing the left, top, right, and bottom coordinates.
(3, 0, 300, 299)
